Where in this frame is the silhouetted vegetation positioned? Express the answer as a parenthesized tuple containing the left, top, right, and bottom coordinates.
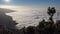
(0, 7, 60, 34)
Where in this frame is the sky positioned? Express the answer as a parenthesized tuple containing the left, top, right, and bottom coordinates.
(0, 0, 60, 7)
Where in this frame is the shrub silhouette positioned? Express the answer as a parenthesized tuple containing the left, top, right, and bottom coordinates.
(26, 26, 35, 34)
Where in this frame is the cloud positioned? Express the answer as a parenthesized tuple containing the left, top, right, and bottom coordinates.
(0, 5, 46, 11)
(1, 5, 46, 29)
(0, 5, 50, 29)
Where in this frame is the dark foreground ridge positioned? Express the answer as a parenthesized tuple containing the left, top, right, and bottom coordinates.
(0, 7, 60, 34)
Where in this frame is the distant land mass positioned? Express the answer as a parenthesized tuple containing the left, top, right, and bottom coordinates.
(0, 8, 17, 29)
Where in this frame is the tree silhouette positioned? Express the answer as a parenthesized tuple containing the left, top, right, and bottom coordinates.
(26, 26, 35, 34)
(47, 7, 56, 23)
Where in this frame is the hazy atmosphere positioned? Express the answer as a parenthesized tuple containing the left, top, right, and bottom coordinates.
(0, 0, 60, 29)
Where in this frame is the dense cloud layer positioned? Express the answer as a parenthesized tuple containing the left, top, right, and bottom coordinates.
(0, 5, 60, 29)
